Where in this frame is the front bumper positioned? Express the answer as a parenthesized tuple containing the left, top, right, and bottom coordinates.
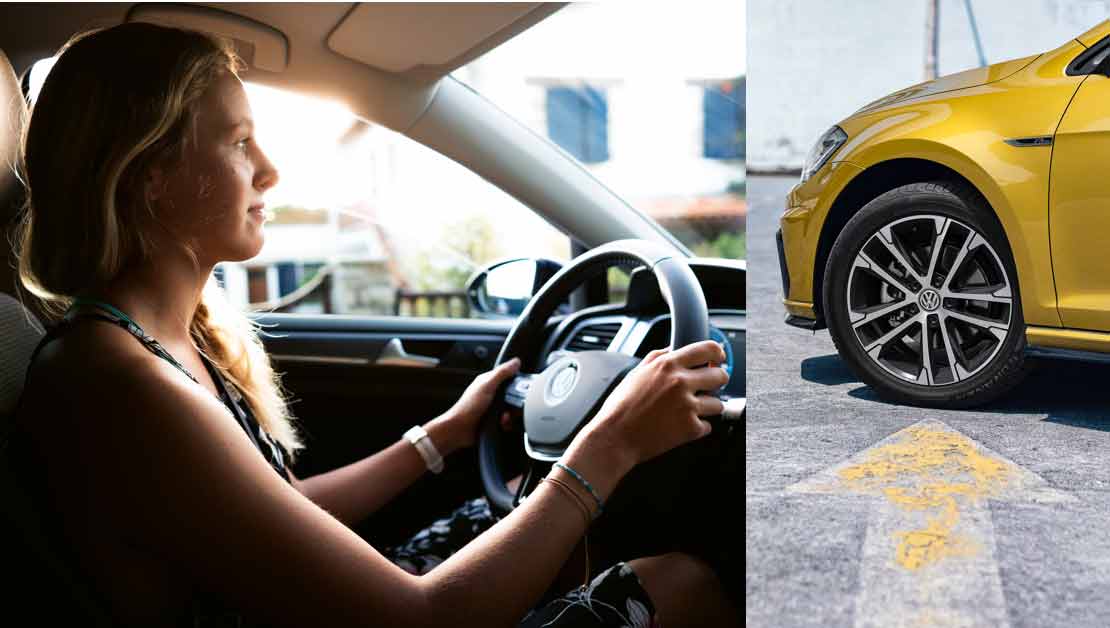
(777, 229, 822, 329)
(778, 161, 864, 330)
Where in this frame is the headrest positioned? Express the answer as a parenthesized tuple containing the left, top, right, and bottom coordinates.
(0, 292, 43, 419)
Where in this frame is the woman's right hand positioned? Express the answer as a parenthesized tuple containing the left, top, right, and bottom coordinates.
(563, 340, 729, 485)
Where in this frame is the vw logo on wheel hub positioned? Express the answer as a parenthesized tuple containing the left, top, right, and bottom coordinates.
(546, 362, 579, 404)
(918, 289, 941, 312)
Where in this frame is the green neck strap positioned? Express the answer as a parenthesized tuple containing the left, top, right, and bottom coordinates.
(68, 297, 145, 334)
(66, 297, 201, 385)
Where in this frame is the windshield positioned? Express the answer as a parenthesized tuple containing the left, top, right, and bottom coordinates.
(453, 1, 746, 260)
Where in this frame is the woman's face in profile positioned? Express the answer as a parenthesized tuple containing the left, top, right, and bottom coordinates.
(151, 71, 279, 266)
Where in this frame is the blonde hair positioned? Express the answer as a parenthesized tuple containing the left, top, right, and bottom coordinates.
(15, 22, 302, 457)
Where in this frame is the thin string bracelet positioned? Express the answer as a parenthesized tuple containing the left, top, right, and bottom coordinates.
(553, 462, 604, 515)
(543, 476, 595, 523)
(539, 477, 591, 589)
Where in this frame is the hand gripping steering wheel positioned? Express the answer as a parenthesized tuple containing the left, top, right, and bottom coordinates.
(478, 239, 710, 517)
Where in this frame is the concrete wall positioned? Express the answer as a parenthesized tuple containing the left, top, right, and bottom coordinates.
(748, 0, 1110, 171)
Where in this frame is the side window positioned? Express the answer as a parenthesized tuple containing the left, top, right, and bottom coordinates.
(25, 57, 570, 320)
(216, 83, 571, 318)
(452, 2, 746, 305)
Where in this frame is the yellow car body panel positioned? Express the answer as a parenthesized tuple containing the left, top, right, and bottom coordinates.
(1027, 326, 1110, 353)
(1049, 73, 1110, 331)
(780, 20, 1110, 346)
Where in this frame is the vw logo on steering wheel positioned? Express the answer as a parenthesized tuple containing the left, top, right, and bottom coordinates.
(545, 361, 579, 405)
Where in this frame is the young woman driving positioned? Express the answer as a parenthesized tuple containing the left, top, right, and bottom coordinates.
(10, 22, 737, 627)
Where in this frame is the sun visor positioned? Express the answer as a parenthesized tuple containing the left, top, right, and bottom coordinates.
(126, 4, 289, 72)
(327, 3, 558, 79)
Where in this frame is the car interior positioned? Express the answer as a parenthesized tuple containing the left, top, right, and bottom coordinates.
(0, 3, 745, 622)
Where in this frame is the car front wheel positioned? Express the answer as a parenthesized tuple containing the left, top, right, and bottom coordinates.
(822, 180, 1030, 408)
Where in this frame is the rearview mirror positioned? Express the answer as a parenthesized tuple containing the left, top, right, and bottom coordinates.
(466, 258, 564, 318)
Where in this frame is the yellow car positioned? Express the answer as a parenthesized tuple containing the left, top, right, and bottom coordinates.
(778, 19, 1110, 407)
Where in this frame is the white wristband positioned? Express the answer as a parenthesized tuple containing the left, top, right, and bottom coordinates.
(403, 426, 444, 474)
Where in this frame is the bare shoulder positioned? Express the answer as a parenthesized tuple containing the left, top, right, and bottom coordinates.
(21, 320, 285, 527)
(21, 318, 183, 438)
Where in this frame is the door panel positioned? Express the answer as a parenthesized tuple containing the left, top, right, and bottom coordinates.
(1050, 74, 1110, 331)
(253, 313, 518, 546)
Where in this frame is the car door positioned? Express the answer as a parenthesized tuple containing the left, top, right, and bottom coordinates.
(1050, 69, 1110, 331)
(253, 312, 515, 548)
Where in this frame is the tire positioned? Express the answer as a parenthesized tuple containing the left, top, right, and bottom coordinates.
(822, 180, 1031, 408)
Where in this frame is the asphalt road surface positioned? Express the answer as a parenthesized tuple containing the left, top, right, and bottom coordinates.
(746, 174, 1110, 628)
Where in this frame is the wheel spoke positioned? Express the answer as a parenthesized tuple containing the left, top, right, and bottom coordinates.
(942, 308, 1009, 333)
(937, 315, 962, 383)
(924, 217, 951, 282)
(919, 317, 934, 385)
(876, 226, 926, 284)
(942, 288, 1012, 305)
(940, 231, 978, 293)
(850, 296, 915, 327)
(864, 313, 921, 353)
(855, 252, 916, 295)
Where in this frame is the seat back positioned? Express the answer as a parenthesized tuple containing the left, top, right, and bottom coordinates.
(0, 49, 117, 626)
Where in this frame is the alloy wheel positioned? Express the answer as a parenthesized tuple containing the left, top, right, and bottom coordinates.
(845, 214, 1013, 386)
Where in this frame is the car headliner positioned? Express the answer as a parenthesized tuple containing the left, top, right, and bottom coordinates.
(0, 3, 562, 129)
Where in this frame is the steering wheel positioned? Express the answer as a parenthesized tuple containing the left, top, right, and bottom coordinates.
(478, 239, 710, 517)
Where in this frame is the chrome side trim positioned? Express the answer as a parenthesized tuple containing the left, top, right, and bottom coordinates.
(1004, 136, 1053, 147)
(374, 337, 440, 367)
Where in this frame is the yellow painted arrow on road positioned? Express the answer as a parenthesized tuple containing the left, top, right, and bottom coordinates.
(787, 420, 1073, 628)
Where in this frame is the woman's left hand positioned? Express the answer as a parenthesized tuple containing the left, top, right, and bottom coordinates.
(426, 357, 522, 454)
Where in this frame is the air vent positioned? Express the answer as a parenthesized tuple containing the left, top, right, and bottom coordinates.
(566, 322, 622, 352)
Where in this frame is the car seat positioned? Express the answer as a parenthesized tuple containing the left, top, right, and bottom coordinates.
(0, 47, 117, 626)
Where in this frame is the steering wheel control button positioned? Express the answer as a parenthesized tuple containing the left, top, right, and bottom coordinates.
(504, 373, 533, 409)
(524, 351, 640, 452)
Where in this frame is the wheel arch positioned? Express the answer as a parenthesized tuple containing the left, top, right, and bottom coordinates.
(813, 158, 1000, 322)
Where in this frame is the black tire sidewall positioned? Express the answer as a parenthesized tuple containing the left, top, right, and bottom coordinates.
(822, 182, 1026, 408)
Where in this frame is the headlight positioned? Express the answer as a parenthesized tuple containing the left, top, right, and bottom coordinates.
(800, 126, 848, 183)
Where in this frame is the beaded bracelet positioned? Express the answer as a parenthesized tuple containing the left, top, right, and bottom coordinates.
(553, 462, 604, 516)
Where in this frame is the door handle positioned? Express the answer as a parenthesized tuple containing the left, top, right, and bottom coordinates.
(374, 338, 440, 368)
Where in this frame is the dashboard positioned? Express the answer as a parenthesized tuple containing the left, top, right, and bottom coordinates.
(538, 258, 746, 401)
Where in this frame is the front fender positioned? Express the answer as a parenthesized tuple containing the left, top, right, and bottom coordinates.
(821, 42, 1088, 327)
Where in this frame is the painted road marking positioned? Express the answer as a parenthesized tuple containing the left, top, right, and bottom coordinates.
(787, 420, 1074, 628)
